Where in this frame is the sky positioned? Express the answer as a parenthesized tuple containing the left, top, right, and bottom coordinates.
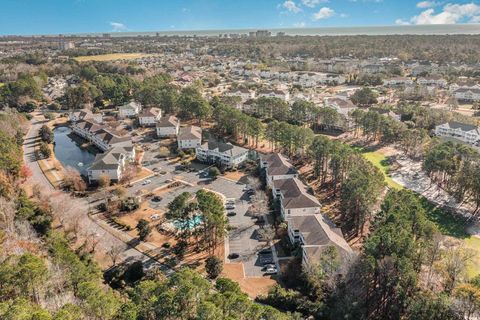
(1, 0, 480, 35)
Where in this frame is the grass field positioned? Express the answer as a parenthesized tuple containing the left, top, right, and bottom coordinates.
(73, 53, 151, 62)
(417, 194, 480, 277)
(352, 147, 403, 190)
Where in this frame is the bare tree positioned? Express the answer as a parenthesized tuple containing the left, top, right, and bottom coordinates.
(63, 167, 86, 192)
(88, 232, 101, 253)
(50, 192, 75, 228)
(440, 241, 476, 294)
(107, 244, 125, 267)
(69, 216, 82, 241)
(0, 198, 16, 233)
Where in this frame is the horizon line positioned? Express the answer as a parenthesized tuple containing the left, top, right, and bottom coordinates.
(2, 23, 480, 37)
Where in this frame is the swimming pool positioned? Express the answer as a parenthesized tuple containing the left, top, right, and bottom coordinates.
(173, 215, 203, 230)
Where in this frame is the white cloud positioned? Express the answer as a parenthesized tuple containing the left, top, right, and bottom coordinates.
(282, 0, 302, 13)
(395, 18, 411, 25)
(301, 0, 329, 8)
(411, 3, 480, 24)
(313, 7, 335, 20)
(110, 22, 127, 32)
(293, 21, 307, 27)
(416, 1, 437, 8)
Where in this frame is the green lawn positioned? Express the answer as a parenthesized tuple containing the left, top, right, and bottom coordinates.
(419, 196, 469, 239)
(465, 237, 480, 277)
(352, 147, 403, 190)
(417, 195, 480, 277)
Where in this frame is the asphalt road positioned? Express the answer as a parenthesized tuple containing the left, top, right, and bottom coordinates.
(23, 113, 160, 268)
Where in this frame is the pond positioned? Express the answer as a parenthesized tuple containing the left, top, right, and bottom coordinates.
(53, 126, 100, 176)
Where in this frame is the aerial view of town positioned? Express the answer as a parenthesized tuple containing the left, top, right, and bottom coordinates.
(3, 0, 480, 319)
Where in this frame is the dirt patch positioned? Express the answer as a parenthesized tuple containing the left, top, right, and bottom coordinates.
(222, 263, 276, 298)
(223, 171, 247, 182)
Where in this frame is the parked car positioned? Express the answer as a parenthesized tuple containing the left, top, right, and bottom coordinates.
(264, 267, 278, 275)
(142, 179, 152, 185)
(228, 253, 239, 259)
(227, 211, 237, 217)
(225, 204, 235, 210)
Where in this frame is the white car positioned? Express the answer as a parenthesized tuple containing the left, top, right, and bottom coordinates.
(264, 267, 277, 275)
(142, 179, 152, 185)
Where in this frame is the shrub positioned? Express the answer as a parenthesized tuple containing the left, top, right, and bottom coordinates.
(205, 256, 223, 279)
(39, 142, 51, 158)
(136, 219, 151, 241)
(209, 167, 221, 179)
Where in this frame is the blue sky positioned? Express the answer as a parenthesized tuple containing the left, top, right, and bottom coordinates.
(1, 0, 480, 35)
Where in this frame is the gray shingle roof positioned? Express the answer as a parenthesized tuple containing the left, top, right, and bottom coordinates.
(261, 153, 297, 176)
(178, 126, 202, 140)
(88, 147, 130, 171)
(290, 214, 353, 261)
(274, 178, 320, 209)
(156, 115, 179, 128)
(200, 140, 248, 157)
(446, 121, 479, 132)
(139, 107, 161, 118)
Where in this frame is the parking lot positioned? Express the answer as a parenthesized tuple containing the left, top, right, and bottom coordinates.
(128, 143, 278, 278)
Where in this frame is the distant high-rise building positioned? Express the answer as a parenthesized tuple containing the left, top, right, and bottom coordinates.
(59, 41, 75, 50)
(255, 30, 271, 38)
(102, 33, 111, 38)
(276, 32, 286, 37)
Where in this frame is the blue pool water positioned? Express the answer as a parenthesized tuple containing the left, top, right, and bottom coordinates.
(173, 215, 203, 230)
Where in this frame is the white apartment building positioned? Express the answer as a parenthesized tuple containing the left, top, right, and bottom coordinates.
(177, 126, 202, 149)
(156, 115, 180, 137)
(87, 146, 135, 184)
(287, 214, 353, 269)
(272, 178, 321, 220)
(260, 153, 353, 270)
(71, 120, 132, 152)
(138, 107, 162, 127)
(417, 76, 447, 88)
(383, 77, 414, 86)
(224, 88, 256, 101)
(257, 89, 290, 101)
(260, 153, 298, 188)
(453, 88, 480, 102)
(324, 97, 357, 118)
(195, 140, 249, 168)
(118, 101, 142, 118)
(435, 122, 480, 146)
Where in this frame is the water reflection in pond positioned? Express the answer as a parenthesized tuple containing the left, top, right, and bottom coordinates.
(53, 126, 99, 176)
